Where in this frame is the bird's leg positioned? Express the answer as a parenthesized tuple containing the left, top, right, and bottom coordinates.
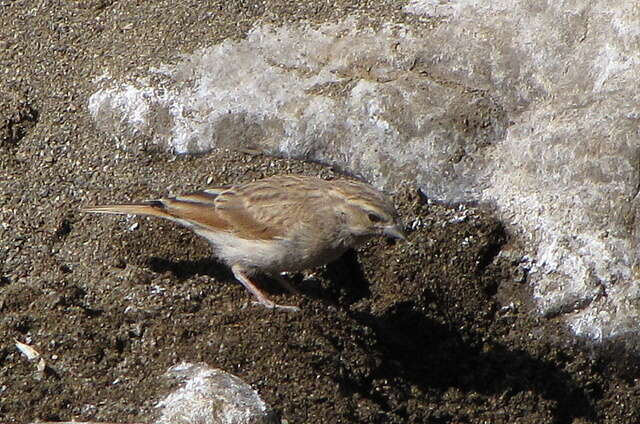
(231, 264, 300, 312)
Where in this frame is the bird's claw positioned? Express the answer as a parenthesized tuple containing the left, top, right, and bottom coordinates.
(251, 300, 300, 312)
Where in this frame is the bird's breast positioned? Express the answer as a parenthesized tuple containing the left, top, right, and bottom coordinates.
(199, 229, 349, 274)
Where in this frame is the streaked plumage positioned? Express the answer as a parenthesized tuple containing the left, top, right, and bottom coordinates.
(83, 174, 405, 311)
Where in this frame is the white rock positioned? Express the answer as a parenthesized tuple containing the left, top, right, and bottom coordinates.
(155, 362, 277, 424)
(88, 1, 640, 342)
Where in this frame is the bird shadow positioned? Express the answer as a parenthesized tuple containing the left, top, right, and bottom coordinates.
(147, 254, 596, 422)
(147, 256, 294, 297)
(348, 303, 597, 423)
(146, 248, 372, 303)
(301, 249, 372, 306)
(146, 256, 232, 283)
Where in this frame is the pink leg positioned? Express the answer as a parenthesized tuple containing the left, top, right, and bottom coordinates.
(231, 265, 300, 312)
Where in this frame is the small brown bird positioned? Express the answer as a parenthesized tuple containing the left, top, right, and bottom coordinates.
(83, 174, 405, 311)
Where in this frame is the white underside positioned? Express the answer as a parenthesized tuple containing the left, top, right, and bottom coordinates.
(194, 228, 346, 275)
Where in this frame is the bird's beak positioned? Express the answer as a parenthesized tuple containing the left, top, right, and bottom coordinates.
(383, 224, 407, 242)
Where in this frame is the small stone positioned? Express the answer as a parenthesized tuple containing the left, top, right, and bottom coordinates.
(155, 362, 278, 424)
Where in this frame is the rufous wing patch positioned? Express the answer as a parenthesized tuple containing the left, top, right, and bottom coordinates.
(214, 190, 286, 240)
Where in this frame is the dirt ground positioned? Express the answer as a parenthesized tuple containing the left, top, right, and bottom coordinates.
(2, 1, 640, 423)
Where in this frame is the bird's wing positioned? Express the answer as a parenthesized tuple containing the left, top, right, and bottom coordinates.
(212, 181, 303, 240)
(82, 181, 303, 240)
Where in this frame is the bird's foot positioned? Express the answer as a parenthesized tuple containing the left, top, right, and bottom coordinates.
(252, 300, 300, 312)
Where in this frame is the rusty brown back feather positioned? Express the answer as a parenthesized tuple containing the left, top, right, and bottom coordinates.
(83, 175, 394, 242)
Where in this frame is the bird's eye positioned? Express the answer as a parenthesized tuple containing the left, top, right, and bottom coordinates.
(368, 213, 384, 223)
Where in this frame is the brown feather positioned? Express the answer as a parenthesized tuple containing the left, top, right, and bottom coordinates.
(82, 203, 174, 219)
(211, 175, 340, 241)
(160, 197, 231, 231)
(213, 185, 292, 240)
(82, 175, 396, 242)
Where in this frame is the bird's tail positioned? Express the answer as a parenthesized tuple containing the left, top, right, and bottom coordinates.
(82, 201, 173, 219)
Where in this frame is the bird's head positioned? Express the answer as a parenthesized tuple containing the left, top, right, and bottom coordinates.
(332, 179, 406, 245)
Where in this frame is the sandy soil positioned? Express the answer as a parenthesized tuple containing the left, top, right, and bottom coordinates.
(1, 1, 639, 423)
